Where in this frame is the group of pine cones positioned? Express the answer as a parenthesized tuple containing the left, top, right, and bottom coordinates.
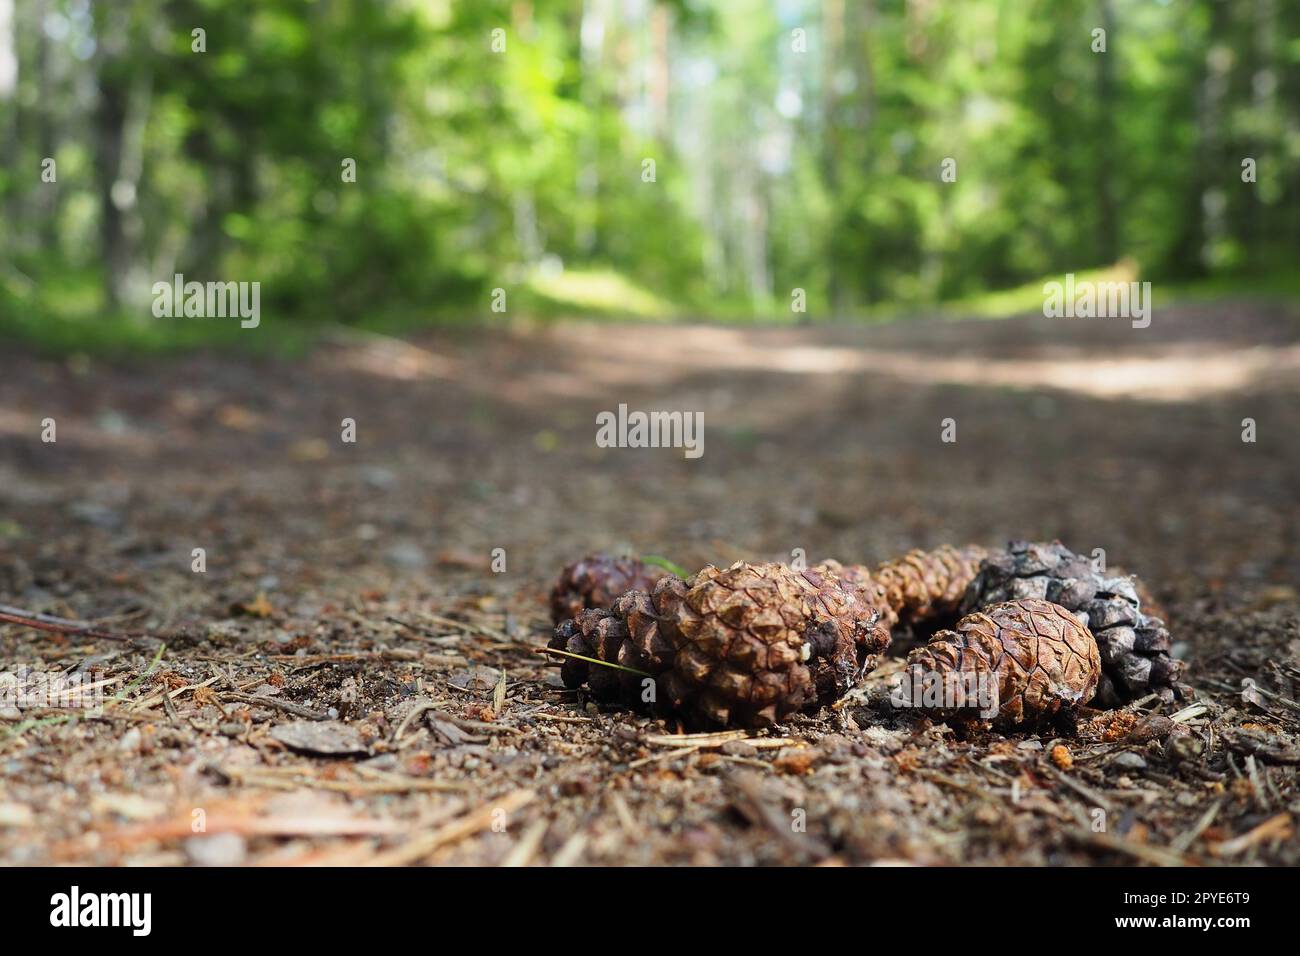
(545, 541, 1186, 731)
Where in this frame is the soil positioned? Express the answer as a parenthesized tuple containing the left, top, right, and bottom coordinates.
(1, 300, 1298, 866)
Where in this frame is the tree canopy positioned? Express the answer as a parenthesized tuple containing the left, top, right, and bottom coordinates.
(1, 0, 1296, 342)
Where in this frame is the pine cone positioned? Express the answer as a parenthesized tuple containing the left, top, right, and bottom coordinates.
(961, 540, 1182, 707)
(810, 559, 894, 626)
(548, 562, 890, 728)
(549, 554, 665, 625)
(871, 544, 988, 630)
(902, 599, 1100, 730)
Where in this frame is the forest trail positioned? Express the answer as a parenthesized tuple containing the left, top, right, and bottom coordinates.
(2, 300, 1298, 865)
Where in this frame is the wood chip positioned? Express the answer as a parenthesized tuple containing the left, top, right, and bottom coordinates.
(270, 720, 368, 756)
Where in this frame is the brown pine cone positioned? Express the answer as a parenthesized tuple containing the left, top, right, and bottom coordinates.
(548, 553, 665, 625)
(872, 544, 988, 629)
(548, 562, 889, 728)
(811, 559, 894, 626)
(901, 598, 1100, 730)
(961, 540, 1183, 706)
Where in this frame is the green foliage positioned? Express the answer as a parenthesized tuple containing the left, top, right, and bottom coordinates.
(1, 0, 1297, 351)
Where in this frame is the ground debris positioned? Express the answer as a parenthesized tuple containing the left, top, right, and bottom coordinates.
(270, 721, 369, 756)
(2, 306, 1299, 865)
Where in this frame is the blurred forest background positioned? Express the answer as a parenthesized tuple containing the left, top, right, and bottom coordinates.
(1, 0, 1298, 351)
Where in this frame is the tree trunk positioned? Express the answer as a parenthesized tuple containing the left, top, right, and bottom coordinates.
(1094, 0, 1118, 264)
(92, 2, 131, 309)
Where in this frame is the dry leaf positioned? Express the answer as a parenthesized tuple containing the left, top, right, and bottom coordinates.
(241, 592, 275, 618)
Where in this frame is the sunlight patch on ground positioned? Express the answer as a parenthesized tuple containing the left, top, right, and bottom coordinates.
(323, 330, 460, 381)
(543, 325, 1300, 402)
(526, 268, 675, 320)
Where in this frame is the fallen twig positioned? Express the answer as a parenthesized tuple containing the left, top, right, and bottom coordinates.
(1209, 812, 1293, 857)
(1066, 829, 1190, 866)
(0, 604, 135, 642)
(500, 818, 549, 868)
(1170, 799, 1223, 853)
(221, 692, 330, 721)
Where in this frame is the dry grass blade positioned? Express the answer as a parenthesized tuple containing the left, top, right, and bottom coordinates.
(1170, 799, 1223, 853)
(535, 646, 651, 677)
(642, 730, 747, 747)
(1169, 703, 1209, 723)
(642, 731, 800, 750)
(364, 788, 536, 866)
(500, 818, 549, 868)
(392, 698, 438, 743)
(89, 801, 406, 851)
(493, 668, 507, 715)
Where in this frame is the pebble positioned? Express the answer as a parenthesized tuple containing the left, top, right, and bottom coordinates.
(185, 833, 247, 867)
(385, 542, 428, 570)
(361, 466, 398, 490)
(1110, 751, 1147, 772)
(68, 501, 122, 530)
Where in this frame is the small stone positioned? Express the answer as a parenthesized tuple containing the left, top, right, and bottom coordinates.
(385, 542, 428, 570)
(185, 833, 247, 867)
(69, 500, 122, 529)
(0, 803, 34, 827)
(1164, 726, 1206, 762)
(361, 466, 398, 490)
(1110, 751, 1147, 772)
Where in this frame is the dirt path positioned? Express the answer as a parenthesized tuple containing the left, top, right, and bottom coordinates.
(2, 301, 1298, 865)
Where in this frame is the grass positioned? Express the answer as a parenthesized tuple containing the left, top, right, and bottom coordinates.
(522, 267, 676, 320)
(3, 263, 1298, 357)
